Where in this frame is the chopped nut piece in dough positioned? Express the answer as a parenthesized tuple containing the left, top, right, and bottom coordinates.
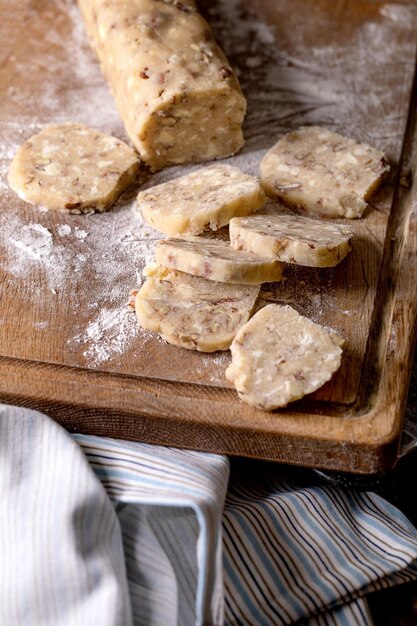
(155, 236, 284, 284)
(134, 265, 259, 352)
(138, 164, 265, 236)
(230, 214, 353, 267)
(226, 304, 344, 410)
(260, 126, 389, 219)
(8, 123, 139, 213)
(78, 0, 246, 170)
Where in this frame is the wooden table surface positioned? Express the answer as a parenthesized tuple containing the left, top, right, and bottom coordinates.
(1, 0, 417, 473)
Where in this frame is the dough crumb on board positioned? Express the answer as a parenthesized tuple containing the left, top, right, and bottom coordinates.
(8, 123, 140, 213)
(229, 213, 353, 267)
(137, 164, 265, 236)
(134, 265, 259, 352)
(155, 236, 284, 284)
(260, 126, 389, 219)
(226, 304, 344, 410)
(78, 0, 246, 170)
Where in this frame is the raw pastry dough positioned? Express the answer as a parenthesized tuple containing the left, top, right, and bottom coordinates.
(78, 0, 246, 170)
(229, 214, 353, 267)
(260, 126, 389, 219)
(8, 123, 139, 213)
(138, 164, 265, 236)
(155, 236, 284, 284)
(226, 304, 344, 410)
(135, 265, 259, 351)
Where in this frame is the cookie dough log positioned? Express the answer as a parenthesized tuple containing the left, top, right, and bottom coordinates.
(134, 265, 259, 351)
(155, 237, 284, 284)
(138, 164, 265, 236)
(8, 123, 139, 213)
(230, 214, 353, 267)
(78, 0, 246, 171)
(226, 304, 344, 410)
(260, 127, 389, 219)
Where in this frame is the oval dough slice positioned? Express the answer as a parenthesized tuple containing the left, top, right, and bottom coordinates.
(135, 265, 259, 352)
(226, 304, 344, 410)
(229, 214, 353, 267)
(155, 237, 284, 284)
(137, 164, 265, 236)
(260, 126, 389, 219)
(8, 123, 140, 213)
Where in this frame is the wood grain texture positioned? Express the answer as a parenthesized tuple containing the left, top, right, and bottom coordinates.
(1, 0, 417, 473)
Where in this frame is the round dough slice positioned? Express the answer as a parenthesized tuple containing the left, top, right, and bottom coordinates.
(155, 237, 284, 284)
(134, 265, 259, 352)
(260, 126, 389, 219)
(137, 164, 265, 236)
(8, 123, 140, 213)
(226, 304, 344, 410)
(229, 214, 353, 267)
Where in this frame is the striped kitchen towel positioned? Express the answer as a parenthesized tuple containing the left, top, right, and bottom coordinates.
(74, 434, 228, 626)
(2, 404, 417, 626)
(222, 459, 417, 625)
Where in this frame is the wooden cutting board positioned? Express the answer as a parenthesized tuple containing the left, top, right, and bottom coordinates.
(1, 0, 417, 473)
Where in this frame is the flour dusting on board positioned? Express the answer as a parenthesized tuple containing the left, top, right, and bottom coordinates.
(0, 0, 415, 387)
(73, 306, 153, 364)
(9, 223, 53, 262)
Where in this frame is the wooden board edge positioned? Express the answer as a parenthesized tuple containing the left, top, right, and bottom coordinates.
(0, 353, 404, 473)
(350, 57, 417, 466)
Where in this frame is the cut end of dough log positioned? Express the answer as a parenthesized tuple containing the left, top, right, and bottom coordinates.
(139, 89, 246, 171)
(226, 304, 344, 410)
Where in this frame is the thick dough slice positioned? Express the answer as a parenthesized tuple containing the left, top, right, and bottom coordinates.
(135, 265, 259, 351)
(260, 126, 389, 219)
(138, 164, 265, 236)
(226, 304, 344, 410)
(8, 123, 139, 213)
(78, 0, 246, 171)
(155, 236, 284, 284)
(229, 214, 353, 267)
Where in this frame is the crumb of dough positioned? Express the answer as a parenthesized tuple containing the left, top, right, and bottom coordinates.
(226, 304, 344, 410)
(137, 164, 265, 236)
(229, 213, 353, 267)
(134, 265, 260, 352)
(155, 236, 284, 283)
(8, 123, 140, 213)
(260, 126, 389, 219)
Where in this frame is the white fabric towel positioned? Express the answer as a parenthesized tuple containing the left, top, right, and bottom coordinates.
(0, 404, 132, 626)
